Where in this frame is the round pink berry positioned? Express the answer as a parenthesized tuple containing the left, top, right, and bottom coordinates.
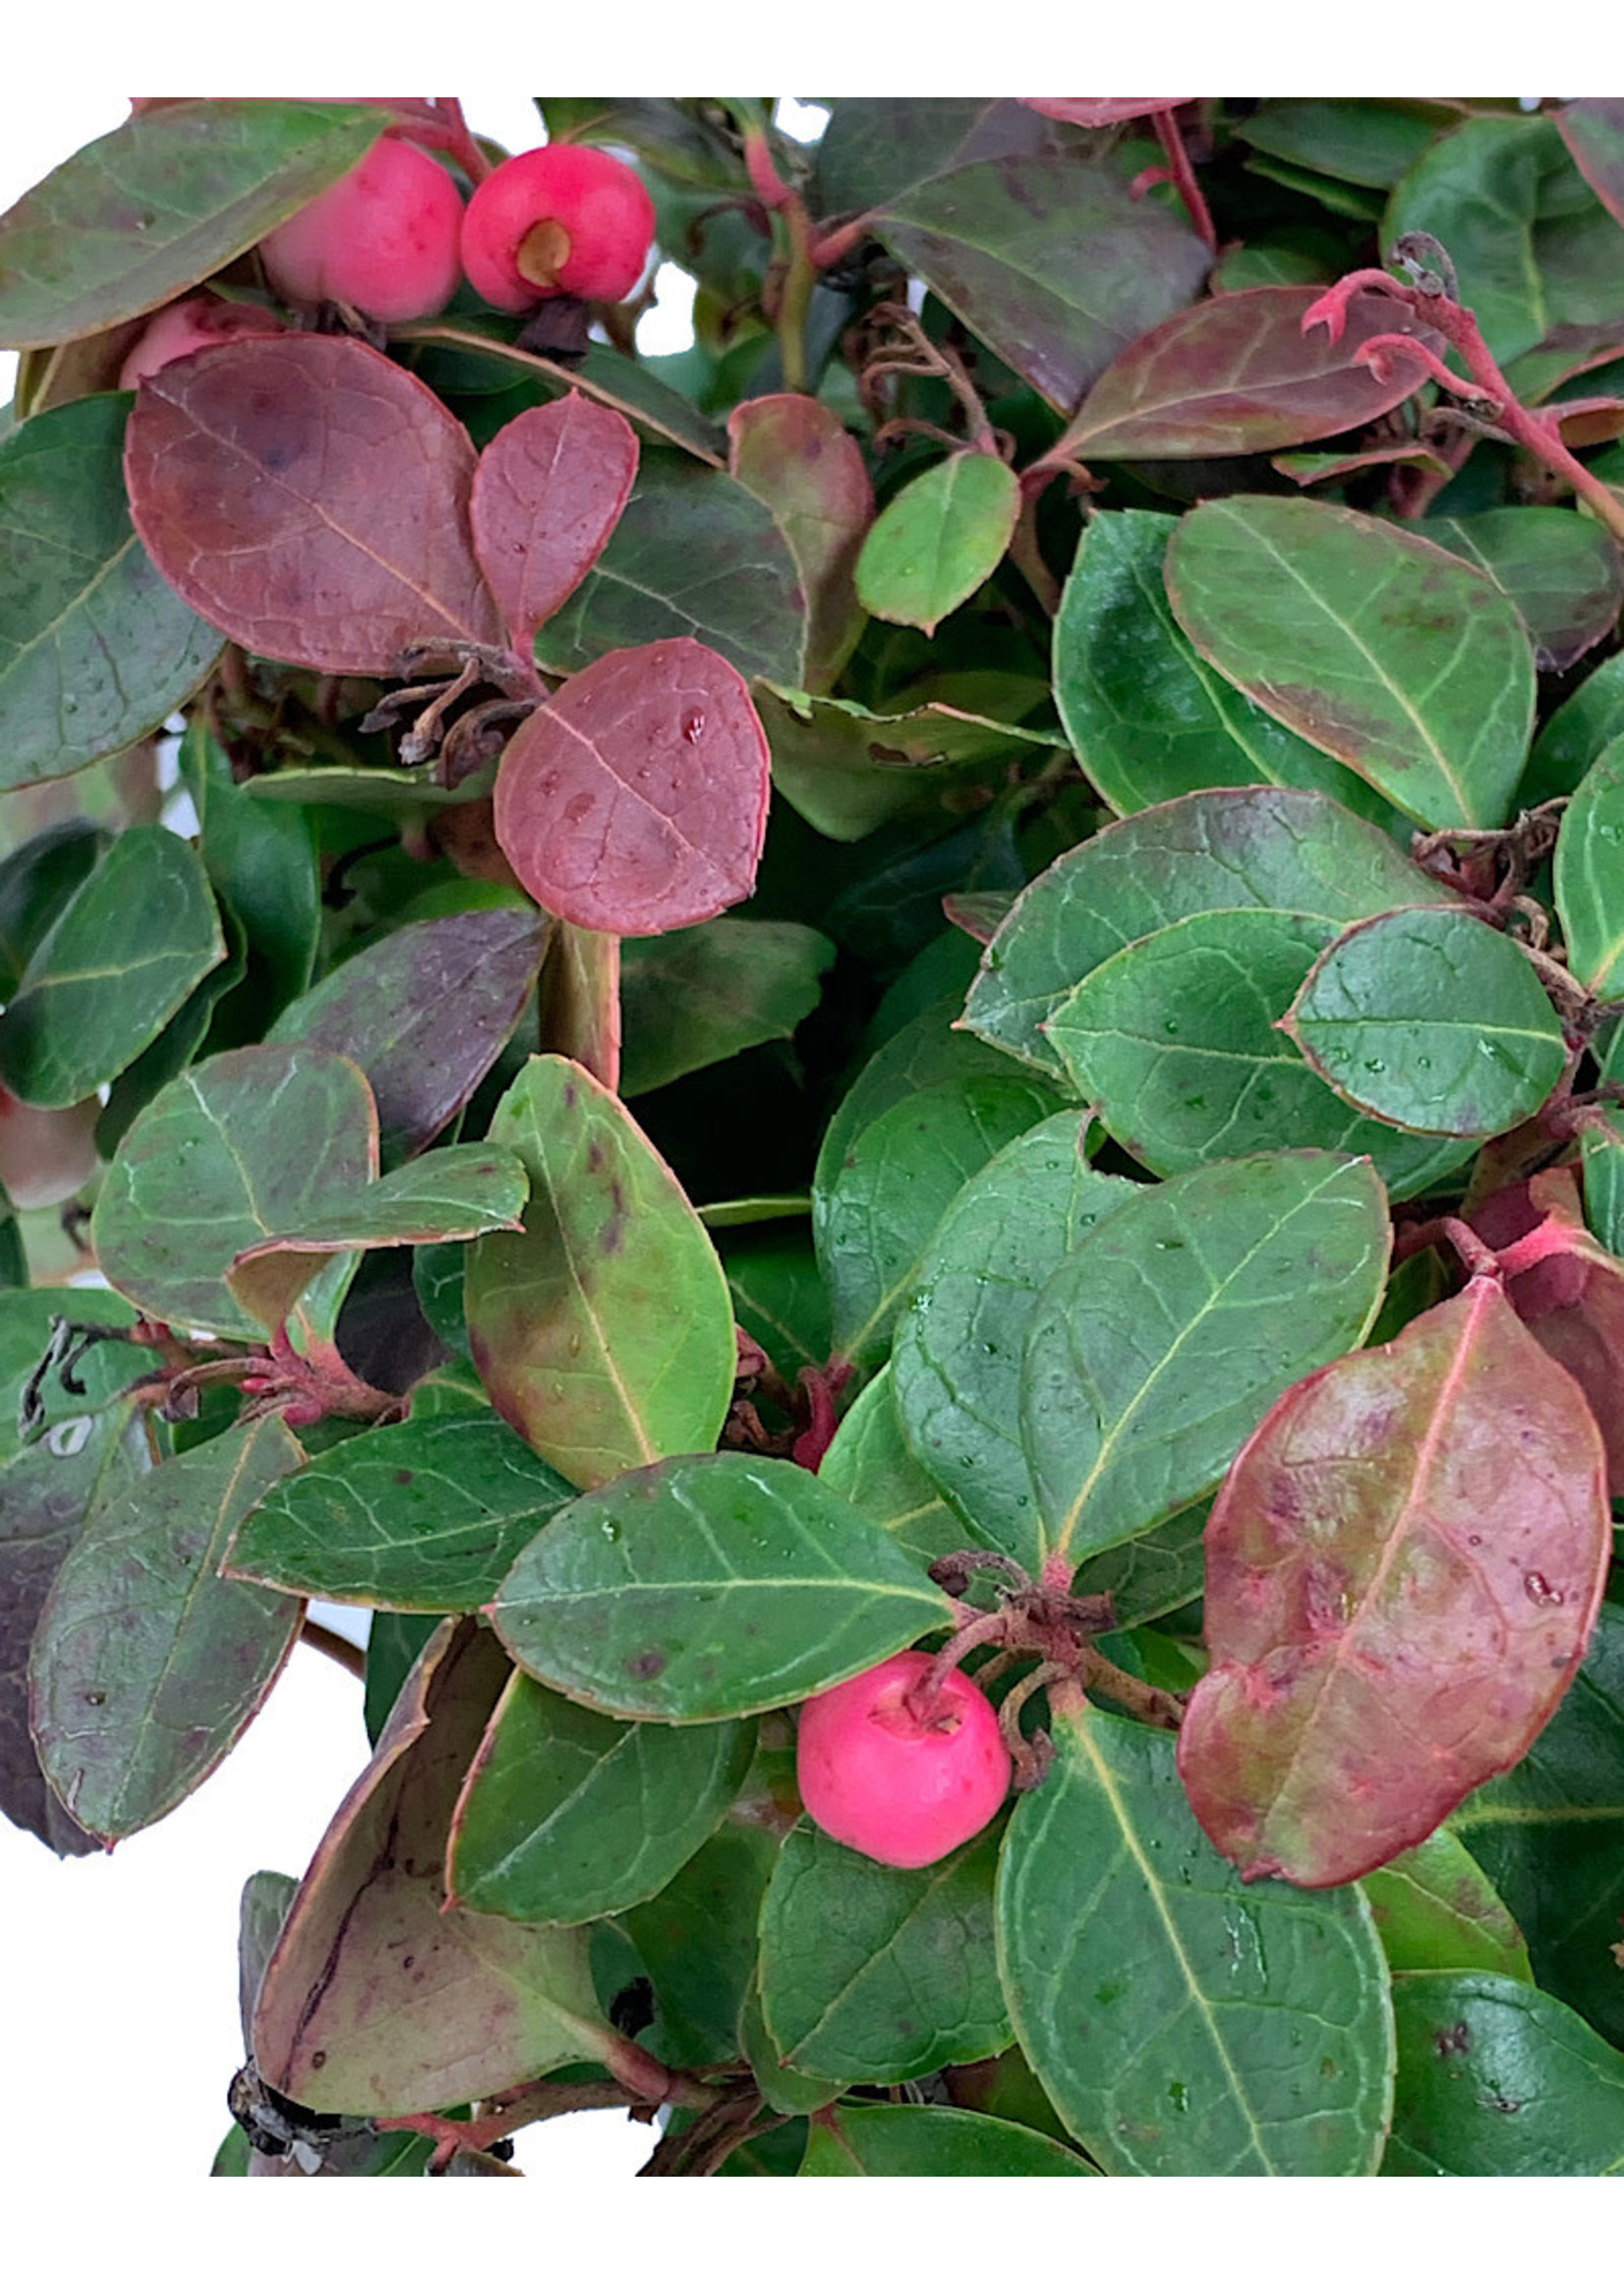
(260, 136, 464, 324)
(461, 144, 656, 311)
(795, 1650, 1012, 1870)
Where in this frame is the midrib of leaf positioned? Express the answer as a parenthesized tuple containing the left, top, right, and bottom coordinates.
(773, 1847, 973, 2068)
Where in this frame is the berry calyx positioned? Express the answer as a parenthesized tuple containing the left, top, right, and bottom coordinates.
(118, 295, 286, 389)
(460, 144, 656, 311)
(259, 136, 464, 324)
(794, 1650, 1012, 1869)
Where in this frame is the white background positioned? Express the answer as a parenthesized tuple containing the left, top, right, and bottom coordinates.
(0, 16, 1586, 2252)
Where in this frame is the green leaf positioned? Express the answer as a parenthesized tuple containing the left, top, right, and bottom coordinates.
(619, 918, 834, 1096)
(446, 1671, 752, 1924)
(1385, 1971, 1624, 2174)
(1556, 736, 1624, 999)
(400, 322, 729, 464)
(742, 1978, 843, 2116)
(1053, 510, 1391, 818)
(1237, 101, 1442, 190)
(0, 821, 101, 1003)
(0, 100, 385, 346)
(1361, 1829, 1534, 1982)
(622, 1813, 786, 2069)
(962, 785, 1453, 1080)
(1453, 1600, 1624, 2049)
(0, 825, 223, 1108)
(1046, 904, 1475, 1195)
(996, 1706, 1394, 2175)
(1282, 905, 1568, 1139)
(890, 1110, 1138, 1570)
(817, 1070, 1057, 1365)
(719, 1223, 831, 1387)
(818, 1001, 1027, 1183)
(1021, 1151, 1390, 1566)
(756, 680, 1064, 844)
(759, 1818, 1011, 2082)
(854, 452, 1019, 635)
(817, 1367, 980, 1569)
(797, 2103, 1095, 2177)
(270, 906, 549, 1170)
(1422, 508, 1624, 673)
(179, 720, 318, 1024)
(1525, 648, 1624, 802)
(535, 450, 805, 687)
(1165, 496, 1536, 830)
(873, 155, 1210, 413)
(253, 1619, 608, 2116)
(1385, 114, 1624, 368)
(29, 1417, 304, 1841)
(224, 1408, 574, 1611)
(463, 1055, 735, 1491)
(1073, 1498, 1212, 1632)
(224, 1144, 528, 1335)
(490, 1450, 948, 1722)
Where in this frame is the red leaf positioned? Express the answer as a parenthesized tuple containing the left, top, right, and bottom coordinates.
(1178, 1275, 1610, 1889)
(493, 637, 770, 936)
(727, 393, 872, 691)
(1058, 286, 1447, 459)
(1472, 1165, 1624, 1495)
(124, 331, 501, 671)
(469, 392, 638, 654)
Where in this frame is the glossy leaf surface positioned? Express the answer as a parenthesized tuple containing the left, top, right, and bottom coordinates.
(0, 826, 224, 1108)
(463, 1055, 735, 1489)
(816, 1367, 978, 1570)
(759, 1819, 1010, 2082)
(494, 638, 771, 936)
(855, 451, 1018, 634)
(997, 1707, 1394, 2175)
(1059, 285, 1445, 458)
(1361, 1828, 1534, 1982)
(963, 785, 1451, 1079)
(0, 395, 221, 789)
(1021, 1151, 1389, 1565)
(253, 1619, 605, 2116)
(1047, 904, 1475, 1195)
(30, 1418, 304, 1841)
(1282, 905, 1568, 1139)
(469, 392, 638, 649)
(1180, 1277, 1611, 1887)
(1053, 511, 1387, 818)
(1423, 508, 1624, 673)
(0, 101, 383, 346)
(817, 1070, 1057, 1364)
(1385, 1972, 1624, 2175)
(798, 2103, 1093, 2177)
(447, 1672, 752, 1923)
(490, 1451, 947, 1721)
(224, 1409, 575, 1611)
(270, 906, 549, 1169)
(891, 1111, 1137, 1569)
(125, 333, 502, 671)
(1555, 736, 1624, 999)
(1166, 496, 1536, 829)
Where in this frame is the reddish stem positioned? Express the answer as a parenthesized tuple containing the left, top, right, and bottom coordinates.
(1151, 108, 1217, 254)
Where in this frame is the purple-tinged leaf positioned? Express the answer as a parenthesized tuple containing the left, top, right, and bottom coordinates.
(1178, 1276, 1611, 1888)
(1058, 287, 1446, 459)
(124, 333, 502, 673)
(270, 906, 549, 1170)
(1273, 440, 1454, 489)
(1021, 99, 1188, 127)
(252, 1617, 608, 2116)
(1472, 1166, 1624, 1496)
(536, 921, 620, 1091)
(1557, 101, 1624, 230)
(29, 1417, 305, 1842)
(728, 395, 872, 691)
(1422, 509, 1624, 674)
(493, 637, 770, 937)
(469, 393, 638, 653)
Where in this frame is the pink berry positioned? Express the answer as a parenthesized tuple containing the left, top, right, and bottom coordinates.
(461, 144, 656, 311)
(118, 295, 286, 389)
(795, 1651, 1012, 1870)
(260, 136, 464, 323)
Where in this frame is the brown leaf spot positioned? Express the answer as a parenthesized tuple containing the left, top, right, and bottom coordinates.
(626, 1650, 667, 1680)
(1434, 2021, 1470, 2057)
